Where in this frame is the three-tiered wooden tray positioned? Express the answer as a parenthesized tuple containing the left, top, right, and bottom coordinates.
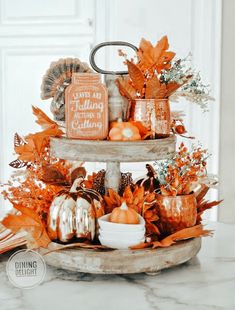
(40, 135, 201, 274)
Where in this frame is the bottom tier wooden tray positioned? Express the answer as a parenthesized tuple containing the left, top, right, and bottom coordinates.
(39, 237, 201, 274)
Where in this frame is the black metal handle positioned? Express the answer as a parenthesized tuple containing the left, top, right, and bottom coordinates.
(89, 41, 138, 75)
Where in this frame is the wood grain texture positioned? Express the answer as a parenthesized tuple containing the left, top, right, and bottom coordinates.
(39, 237, 201, 274)
(105, 162, 120, 192)
(50, 136, 176, 162)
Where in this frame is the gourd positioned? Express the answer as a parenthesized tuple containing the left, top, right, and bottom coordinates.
(135, 164, 160, 193)
(47, 177, 104, 242)
(109, 201, 139, 224)
(109, 120, 141, 141)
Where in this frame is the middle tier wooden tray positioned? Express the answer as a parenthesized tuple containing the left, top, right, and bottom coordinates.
(50, 136, 176, 192)
(50, 136, 176, 162)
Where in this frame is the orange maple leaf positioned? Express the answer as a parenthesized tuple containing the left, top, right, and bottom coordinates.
(15, 107, 63, 163)
(138, 36, 176, 73)
(32, 106, 58, 130)
(2, 203, 51, 249)
(15, 137, 36, 162)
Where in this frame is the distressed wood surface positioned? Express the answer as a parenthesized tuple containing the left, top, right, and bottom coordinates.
(39, 237, 201, 274)
(50, 136, 176, 162)
(105, 162, 120, 193)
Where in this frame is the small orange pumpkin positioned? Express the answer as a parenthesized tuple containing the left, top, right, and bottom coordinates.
(109, 120, 141, 141)
(109, 201, 140, 224)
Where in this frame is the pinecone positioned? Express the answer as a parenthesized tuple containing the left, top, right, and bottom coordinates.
(119, 172, 134, 196)
(93, 169, 105, 196)
(92, 170, 134, 196)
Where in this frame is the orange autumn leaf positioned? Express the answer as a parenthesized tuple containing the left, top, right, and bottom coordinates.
(83, 172, 97, 189)
(126, 60, 145, 94)
(138, 38, 155, 67)
(130, 121, 148, 135)
(152, 225, 212, 249)
(108, 188, 121, 205)
(196, 200, 223, 224)
(15, 137, 36, 162)
(153, 35, 170, 59)
(32, 106, 58, 130)
(157, 51, 176, 72)
(2, 203, 51, 249)
(145, 75, 161, 99)
(103, 188, 121, 213)
(28, 126, 63, 152)
(131, 225, 212, 249)
(166, 76, 192, 98)
(116, 77, 136, 100)
(166, 81, 183, 97)
(133, 186, 145, 205)
(195, 184, 210, 203)
(130, 121, 153, 139)
(15, 111, 63, 163)
(145, 221, 161, 236)
(123, 185, 134, 204)
(155, 83, 168, 99)
(138, 36, 175, 73)
(130, 241, 152, 250)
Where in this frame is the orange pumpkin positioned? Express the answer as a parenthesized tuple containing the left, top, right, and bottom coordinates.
(109, 121, 141, 141)
(109, 201, 140, 224)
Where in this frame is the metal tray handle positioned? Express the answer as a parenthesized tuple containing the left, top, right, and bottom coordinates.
(89, 41, 138, 75)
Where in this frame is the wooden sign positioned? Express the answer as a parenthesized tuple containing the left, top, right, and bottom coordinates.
(65, 73, 108, 140)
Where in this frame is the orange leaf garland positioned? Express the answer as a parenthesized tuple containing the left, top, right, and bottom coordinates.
(2, 203, 51, 249)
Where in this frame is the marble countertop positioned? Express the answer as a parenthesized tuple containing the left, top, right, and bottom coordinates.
(0, 222, 234, 310)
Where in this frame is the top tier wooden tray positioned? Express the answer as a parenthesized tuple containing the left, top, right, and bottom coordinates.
(50, 136, 176, 162)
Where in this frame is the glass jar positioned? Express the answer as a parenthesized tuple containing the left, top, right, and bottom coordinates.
(65, 73, 108, 140)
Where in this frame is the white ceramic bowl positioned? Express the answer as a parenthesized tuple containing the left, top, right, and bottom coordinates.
(99, 229, 145, 240)
(98, 214, 145, 232)
(99, 236, 145, 250)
